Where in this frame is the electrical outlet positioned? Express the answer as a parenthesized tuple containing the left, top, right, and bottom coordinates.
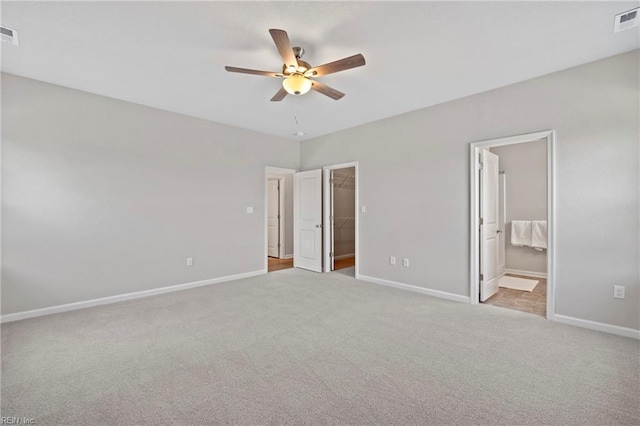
(403, 258, 410, 267)
(187, 257, 194, 266)
(246, 206, 254, 214)
(361, 205, 367, 214)
(389, 256, 396, 265)
(613, 285, 625, 299)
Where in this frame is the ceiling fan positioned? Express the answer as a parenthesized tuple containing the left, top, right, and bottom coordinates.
(225, 29, 366, 102)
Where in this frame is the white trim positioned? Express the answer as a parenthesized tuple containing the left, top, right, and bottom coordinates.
(470, 130, 556, 321)
(264, 167, 297, 271)
(554, 315, 640, 340)
(283, 254, 294, 259)
(265, 166, 298, 175)
(323, 169, 331, 271)
(0, 269, 266, 324)
(358, 275, 470, 304)
(322, 162, 359, 277)
(267, 176, 286, 258)
(471, 130, 554, 148)
(504, 269, 547, 279)
(334, 253, 355, 260)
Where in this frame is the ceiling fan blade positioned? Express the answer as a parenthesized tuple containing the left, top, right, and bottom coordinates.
(306, 54, 366, 77)
(225, 66, 282, 77)
(311, 80, 345, 100)
(269, 29, 299, 68)
(270, 87, 288, 102)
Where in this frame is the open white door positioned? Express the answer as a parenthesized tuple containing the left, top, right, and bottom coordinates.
(267, 179, 280, 258)
(480, 149, 500, 301)
(294, 169, 323, 272)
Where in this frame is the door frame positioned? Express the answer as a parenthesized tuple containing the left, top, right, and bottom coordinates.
(322, 161, 359, 277)
(264, 167, 297, 272)
(266, 176, 285, 258)
(469, 130, 556, 320)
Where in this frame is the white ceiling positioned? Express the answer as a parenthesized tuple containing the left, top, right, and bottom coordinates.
(2, 1, 638, 140)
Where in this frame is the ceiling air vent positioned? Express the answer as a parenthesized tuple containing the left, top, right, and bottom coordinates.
(0, 25, 19, 45)
(614, 8, 639, 33)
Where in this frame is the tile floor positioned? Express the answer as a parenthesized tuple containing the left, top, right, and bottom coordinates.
(482, 274, 547, 317)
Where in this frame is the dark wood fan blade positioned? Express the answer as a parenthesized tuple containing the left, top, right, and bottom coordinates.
(310, 80, 344, 100)
(306, 54, 365, 77)
(269, 29, 298, 68)
(225, 66, 282, 77)
(270, 87, 288, 102)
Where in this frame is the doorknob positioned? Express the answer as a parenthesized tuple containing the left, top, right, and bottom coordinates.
(497, 230, 503, 233)
(315, 224, 322, 228)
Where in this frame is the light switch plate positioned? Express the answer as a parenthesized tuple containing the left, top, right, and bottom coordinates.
(246, 206, 254, 214)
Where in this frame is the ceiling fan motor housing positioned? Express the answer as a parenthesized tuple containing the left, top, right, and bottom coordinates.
(282, 58, 312, 76)
(293, 47, 304, 59)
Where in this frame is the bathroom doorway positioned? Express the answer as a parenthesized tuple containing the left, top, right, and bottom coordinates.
(470, 131, 555, 319)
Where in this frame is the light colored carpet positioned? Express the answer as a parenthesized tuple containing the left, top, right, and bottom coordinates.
(2, 268, 639, 425)
(499, 275, 539, 292)
(334, 266, 355, 276)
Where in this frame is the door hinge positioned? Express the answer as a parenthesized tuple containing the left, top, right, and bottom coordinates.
(479, 218, 484, 225)
(478, 161, 483, 170)
(479, 273, 484, 281)
(278, 243, 281, 248)
(329, 252, 333, 257)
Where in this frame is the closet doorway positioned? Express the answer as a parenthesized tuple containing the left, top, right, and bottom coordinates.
(470, 131, 555, 319)
(323, 162, 358, 276)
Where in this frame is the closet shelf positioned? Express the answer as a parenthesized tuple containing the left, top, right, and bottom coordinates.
(333, 216, 355, 230)
(332, 173, 355, 189)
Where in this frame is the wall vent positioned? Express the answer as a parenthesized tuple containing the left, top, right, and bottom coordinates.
(614, 8, 639, 33)
(0, 25, 19, 45)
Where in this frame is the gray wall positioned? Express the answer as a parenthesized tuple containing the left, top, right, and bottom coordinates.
(301, 51, 639, 330)
(491, 139, 547, 274)
(2, 73, 299, 314)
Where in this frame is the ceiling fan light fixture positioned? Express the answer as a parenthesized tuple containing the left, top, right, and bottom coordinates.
(282, 74, 312, 95)
(225, 29, 366, 101)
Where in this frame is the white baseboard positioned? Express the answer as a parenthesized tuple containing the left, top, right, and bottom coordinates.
(283, 254, 294, 259)
(553, 314, 639, 340)
(334, 253, 355, 260)
(0, 269, 267, 324)
(505, 268, 547, 278)
(357, 274, 470, 304)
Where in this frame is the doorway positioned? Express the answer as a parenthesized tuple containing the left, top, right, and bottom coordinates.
(290, 163, 359, 275)
(323, 162, 359, 276)
(470, 131, 555, 319)
(265, 167, 296, 273)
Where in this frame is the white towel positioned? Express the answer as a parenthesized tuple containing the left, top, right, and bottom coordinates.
(511, 221, 531, 247)
(531, 220, 547, 250)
